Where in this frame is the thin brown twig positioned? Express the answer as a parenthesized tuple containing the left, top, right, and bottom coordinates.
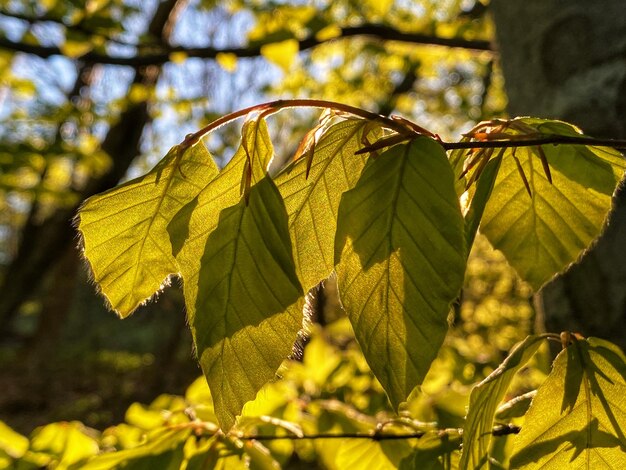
(235, 424, 520, 441)
(441, 135, 626, 151)
(0, 23, 492, 66)
(179, 99, 626, 153)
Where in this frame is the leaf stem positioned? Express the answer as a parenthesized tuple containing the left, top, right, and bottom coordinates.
(180, 99, 417, 148)
(234, 424, 519, 441)
(442, 135, 626, 151)
(180, 100, 626, 153)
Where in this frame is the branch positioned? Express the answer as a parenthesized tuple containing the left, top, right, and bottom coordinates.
(178, 99, 626, 154)
(235, 424, 520, 441)
(0, 9, 133, 47)
(440, 135, 626, 151)
(0, 23, 492, 66)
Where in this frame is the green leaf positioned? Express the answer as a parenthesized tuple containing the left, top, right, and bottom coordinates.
(185, 436, 246, 470)
(334, 138, 466, 410)
(241, 438, 282, 470)
(260, 39, 299, 72)
(78, 141, 218, 317)
(479, 118, 625, 290)
(82, 428, 190, 470)
(335, 438, 414, 470)
(510, 338, 626, 469)
(0, 421, 28, 459)
(29, 421, 100, 469)
(275, 118, 383, 290)
(171, 119, 303, 430)
(399, 430, 462, 470)
(60, 30, 94, 58)
(460, 335, 546, 470)
(463, 151, 503, 250)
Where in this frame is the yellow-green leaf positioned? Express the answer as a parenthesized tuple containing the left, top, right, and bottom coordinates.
(334, 138, 466, 410)
(82, 428, 190, 470)
(460, 335, 546, 470)
(275, 118, 383, 290)
(216, 52, 238, 72)
(30, 421, 99, 469)
(479, 118, 625, 290)
(60, 30, 94, 58)
(260, 39, 299, 73)
(78, 141, 218, 317)
(170, 119, 303, 430)
(0, 421, 28, 459)
(511, 337, 626, 468)
(336, 438, 414, 470)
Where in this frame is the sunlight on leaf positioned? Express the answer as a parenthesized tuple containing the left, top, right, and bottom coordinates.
(185, 436, 247, 470)
(59, 30, 95, 58)
(479, 118, 626, 290)
(261, 39, 299, 73)
(510, 338, 626, 469)
(315, 24, 342, 41)
(170, 119, 304, 430)
(82, 428, 190, 469)
(78, 141, 218, 317)
(30, 422, 99, 469)
(335, 138, 466, 410)
(0, 421, 28, 460)
(460, 335, 546, 470)
(336, 438, 414, 470)
(275, 118, 383, 290)
(216, 52, 238, 72)
(400, 431, 462, 470)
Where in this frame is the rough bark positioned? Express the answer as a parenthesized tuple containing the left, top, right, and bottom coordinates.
(491, 0, 626, 347)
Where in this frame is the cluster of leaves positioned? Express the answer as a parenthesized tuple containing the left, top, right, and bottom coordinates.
(2, 323, 626, 468)
(67, 100, 626, 467)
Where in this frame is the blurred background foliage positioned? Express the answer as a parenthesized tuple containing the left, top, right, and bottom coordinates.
(0, 0, 545, 465)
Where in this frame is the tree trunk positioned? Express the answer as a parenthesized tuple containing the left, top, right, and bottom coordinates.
(0, 0, 186, 335)
(491, 0, 626, 347)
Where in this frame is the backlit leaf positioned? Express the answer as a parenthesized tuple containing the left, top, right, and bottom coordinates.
(510, 338, 626, 469)
(479, 118, 625, 290)
(60, 30, 94, 58)
(0, 421, 28, 459)
(460, 335, 546, 470)
(30, 421, 100, 469)
(260, 39, 299, 73)
(78, 141, 218, 317)
(399, 431, 462, 470)
(216, 52, 238, 72)
(185, 435, 251, 470)
(335, 438, 414, 470)
(275, 118, 383, 290)
(82, 428, 190, 469)
(170, 119, 303, 430)
(334, 138, 466, 410)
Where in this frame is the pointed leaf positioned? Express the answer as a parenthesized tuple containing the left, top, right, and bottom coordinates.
(479, 118, 626, 290)
(511, 338, 626, 469)
(171, 119, 303, 430)
(78, 141, 218, 316)
(334, 138, 466, 409)
(275, 118, 383, 290)
(463, 151, 503, 250)
(460, 335, 546, 470)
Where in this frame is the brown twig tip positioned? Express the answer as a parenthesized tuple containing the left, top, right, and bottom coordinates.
(536, 145, 552, 184)
(512, 152, 532, 197)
